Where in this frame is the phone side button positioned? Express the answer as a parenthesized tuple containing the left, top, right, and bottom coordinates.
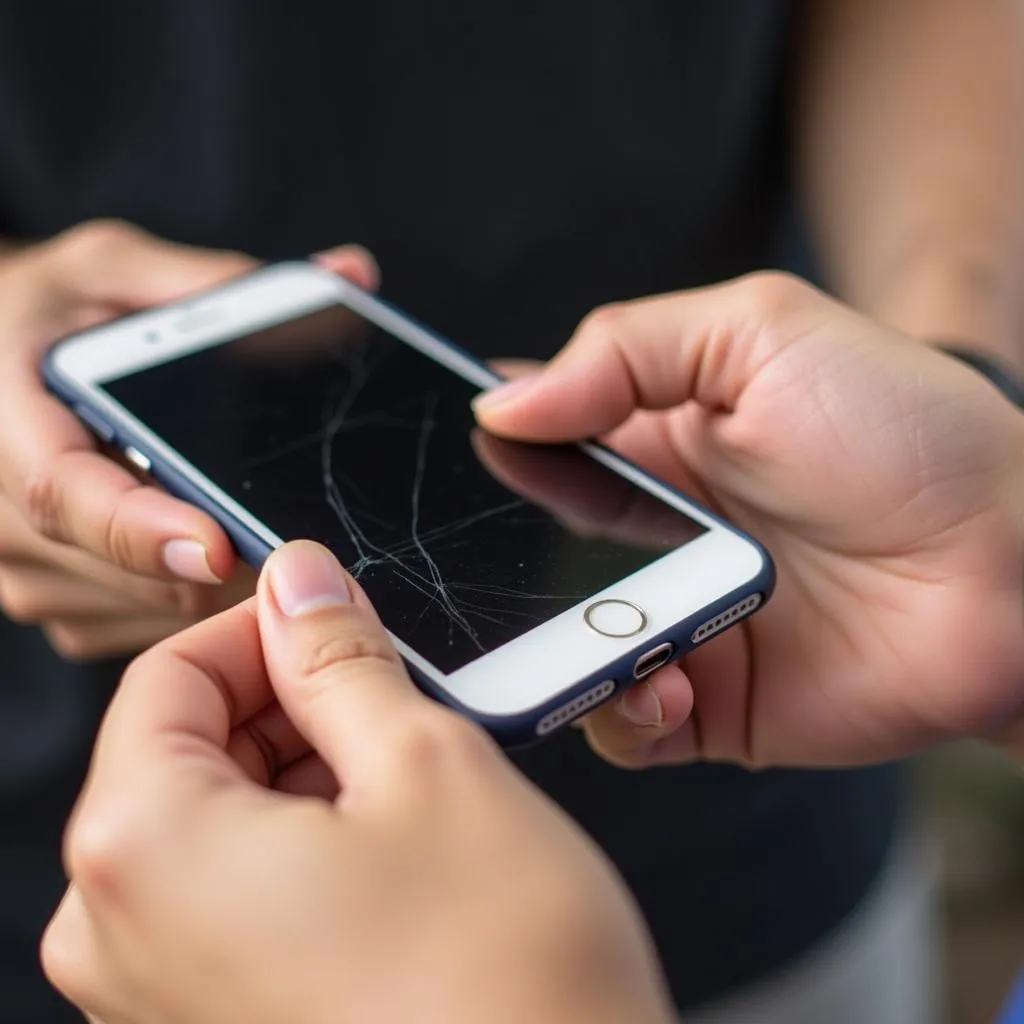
(124, 447, 153, 475)
(74, 404, 116, 444)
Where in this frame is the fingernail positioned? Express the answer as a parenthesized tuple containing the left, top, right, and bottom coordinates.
(472, 374, 539, 413)
(616, 682, 664, 728)
(162, 539, 221, 584)
(268, 543, 350, 618)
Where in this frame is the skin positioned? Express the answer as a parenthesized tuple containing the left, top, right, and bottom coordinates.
(41, 540, 673, 1024)
(476, 274, 1024, 769)
(13, 3, 1024, 1017)
(798, 0, 1024, 368)
(42, 278, 1024, 1022)
(0, 222, 377, 660)
(0, 2, 1019, 669)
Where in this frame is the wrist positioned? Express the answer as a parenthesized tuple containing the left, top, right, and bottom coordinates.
(937, 345, 1024, 411)
(859, 255, 1024, 372)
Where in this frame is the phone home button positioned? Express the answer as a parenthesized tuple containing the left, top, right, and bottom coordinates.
(584, 599, 648, 639)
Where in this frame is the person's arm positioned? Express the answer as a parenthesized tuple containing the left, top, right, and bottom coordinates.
(796, 0, 1024, 368)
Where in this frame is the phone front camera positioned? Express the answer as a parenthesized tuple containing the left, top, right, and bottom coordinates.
(144, 331, 160, 344)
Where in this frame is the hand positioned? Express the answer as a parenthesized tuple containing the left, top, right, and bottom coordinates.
(41, 542, 671, 1024)
(0, 221, 377, 660)
(475, 273, 1024, 768)
(0, 490, 259, 659)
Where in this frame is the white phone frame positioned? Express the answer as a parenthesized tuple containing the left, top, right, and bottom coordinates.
(49, 262, 770, 719)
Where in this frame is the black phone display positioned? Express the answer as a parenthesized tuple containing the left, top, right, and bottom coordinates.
(100, 302, 707, 673)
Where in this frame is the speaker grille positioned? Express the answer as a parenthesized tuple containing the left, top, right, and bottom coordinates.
(691, 593, 763, 645)
(536, 680, 617, 736)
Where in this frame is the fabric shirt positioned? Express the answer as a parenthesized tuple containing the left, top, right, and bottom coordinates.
(0, 3, 901, 1018)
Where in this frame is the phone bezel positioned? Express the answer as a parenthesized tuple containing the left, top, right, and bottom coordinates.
(46, 262, 773, 733)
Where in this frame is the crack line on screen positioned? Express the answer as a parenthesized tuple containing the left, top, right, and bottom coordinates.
(315, 368, 583, 651)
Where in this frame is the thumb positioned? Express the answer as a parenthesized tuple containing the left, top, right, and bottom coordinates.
(257, 541, 425, 781)
(472, 272, 836, 442)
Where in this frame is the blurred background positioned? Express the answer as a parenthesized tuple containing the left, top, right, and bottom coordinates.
(918, 744, 1024, 1023)
(1, 3, 1023, 1021)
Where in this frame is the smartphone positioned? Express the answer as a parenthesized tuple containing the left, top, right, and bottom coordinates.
(45, 262, 774, 746)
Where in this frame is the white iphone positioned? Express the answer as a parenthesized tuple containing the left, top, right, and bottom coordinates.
(45, 262, 774, 745)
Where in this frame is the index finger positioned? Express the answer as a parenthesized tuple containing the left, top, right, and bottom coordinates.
(0, 357, 234, 582)
(31, 220, 256, 311)
(63, 598, 284, 910)
(90, 600, 271, 776)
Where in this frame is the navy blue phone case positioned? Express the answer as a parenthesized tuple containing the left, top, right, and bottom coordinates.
(43, 269, 776, 748)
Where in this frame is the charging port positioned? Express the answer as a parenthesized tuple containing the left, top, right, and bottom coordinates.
(633, 642, 675, 680)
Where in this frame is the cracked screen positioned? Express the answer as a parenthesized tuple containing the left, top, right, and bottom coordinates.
(102, 302, 707, 673)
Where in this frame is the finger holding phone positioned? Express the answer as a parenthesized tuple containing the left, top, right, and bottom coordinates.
(477, 273, 1024, 768)
(0, 223, 376, 660)
(42, 541, 673, 1024)
(41, 277, 1024, 1024)
(46, 262, 772, 744)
